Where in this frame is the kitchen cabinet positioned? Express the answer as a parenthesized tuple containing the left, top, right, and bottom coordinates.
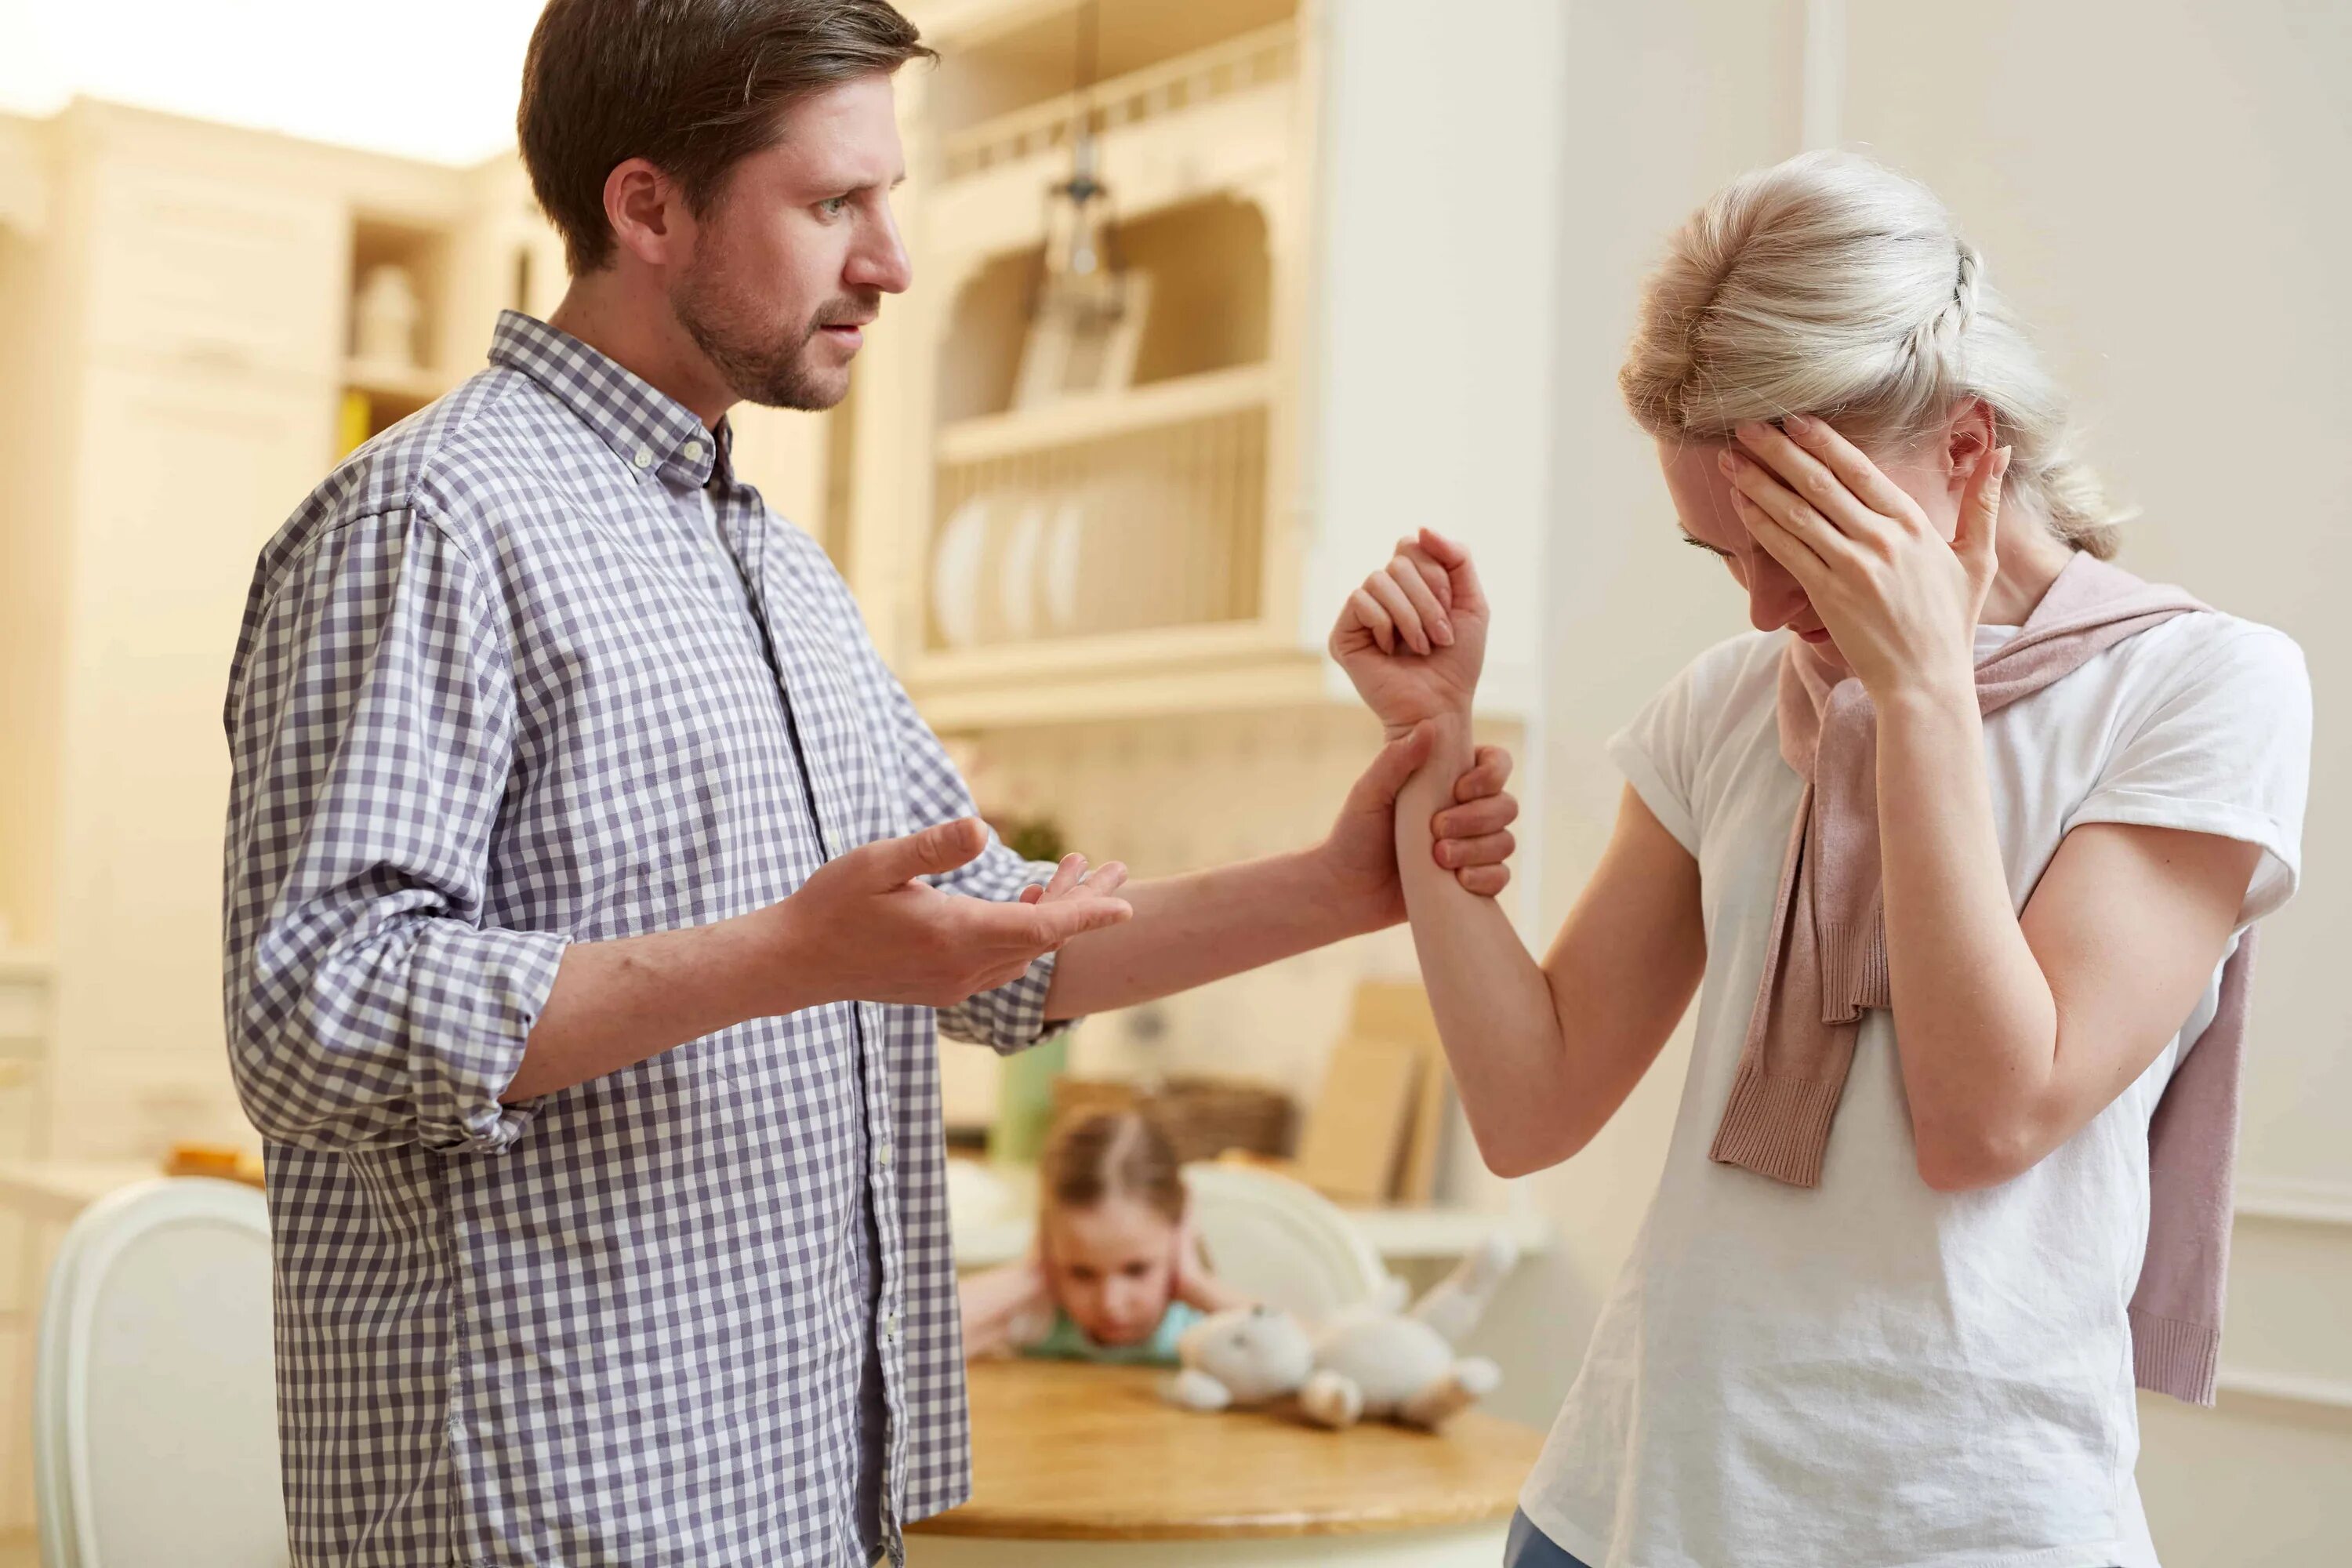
(872, 0, 1565, 731)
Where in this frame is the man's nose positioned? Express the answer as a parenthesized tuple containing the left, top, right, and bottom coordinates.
(849, 205, 913, 296)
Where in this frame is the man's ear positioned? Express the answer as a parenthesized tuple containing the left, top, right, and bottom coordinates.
(603, 157, 695, 270)
(1944, 397, 1998, 496)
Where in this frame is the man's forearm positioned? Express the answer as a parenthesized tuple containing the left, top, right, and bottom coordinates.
(503, 906, 808, 1102)
(1041, 850, 1377, 1020)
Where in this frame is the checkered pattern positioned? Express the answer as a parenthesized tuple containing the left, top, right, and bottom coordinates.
(222, 311, 1062, 1568)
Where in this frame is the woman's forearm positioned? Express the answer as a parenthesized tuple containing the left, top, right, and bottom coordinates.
(1042, 850, 1374, 1020)
(1392, 714, 1572, 1176)
(1875, 680, 2060, 1181)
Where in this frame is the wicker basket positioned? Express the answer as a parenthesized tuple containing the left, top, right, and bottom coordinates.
(1048, 1075, 1297, 1163)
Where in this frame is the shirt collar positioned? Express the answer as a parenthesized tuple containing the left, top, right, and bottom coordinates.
(488, 310, 725, 490)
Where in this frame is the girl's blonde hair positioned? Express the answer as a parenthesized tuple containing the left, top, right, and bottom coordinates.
(1040, 1109, 1186, 1225)
(1619, 150, 2125, 558)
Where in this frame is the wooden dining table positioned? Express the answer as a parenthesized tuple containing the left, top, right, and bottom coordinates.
(906, 1358, 1544, 1566)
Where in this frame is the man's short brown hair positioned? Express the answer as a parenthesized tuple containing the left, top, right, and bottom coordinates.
(518, 0, 932, 274)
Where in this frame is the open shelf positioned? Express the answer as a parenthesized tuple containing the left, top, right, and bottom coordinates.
(926, 400, 1268, 652)
(341, 357, 452, 405)
(923, 190, 1277, 662)
(335, 216, 461, 458)
(898, 0, 1313, 728)
(938, 361, 1271, 465)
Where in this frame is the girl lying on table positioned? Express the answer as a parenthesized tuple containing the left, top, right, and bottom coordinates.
(960, 1110, 1248, 1366)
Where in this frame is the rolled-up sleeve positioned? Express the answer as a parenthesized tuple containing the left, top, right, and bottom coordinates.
(884, 673, 1074, 1054)
(222, 507, 566, 1153)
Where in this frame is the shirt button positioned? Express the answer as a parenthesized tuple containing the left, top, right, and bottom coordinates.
(877, 1141, 894, 1167)
(884, 1313, 900, 1342)
(633, 445, 654, 469)
(684, 439, 704, 460)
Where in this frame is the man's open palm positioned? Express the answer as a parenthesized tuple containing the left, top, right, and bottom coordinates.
(783, 818, 1134, 1010)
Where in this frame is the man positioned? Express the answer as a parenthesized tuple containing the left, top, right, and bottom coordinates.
(221, 2, 1521, 1564)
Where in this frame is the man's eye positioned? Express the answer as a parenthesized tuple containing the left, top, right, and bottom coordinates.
(819, 196, 851, 218)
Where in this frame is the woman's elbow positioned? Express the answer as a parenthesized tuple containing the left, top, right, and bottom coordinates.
(1472, 1120, 1589, 1181)
(1479, 1142, 1544, 1181)
(1912, 1116, 2045, 1193)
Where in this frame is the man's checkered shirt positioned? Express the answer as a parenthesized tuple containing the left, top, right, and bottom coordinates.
(223, 311, 1061, 1566)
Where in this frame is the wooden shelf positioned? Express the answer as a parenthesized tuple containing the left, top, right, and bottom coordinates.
(935, 18, 1298, 183)
(922, 49, 1294, 263)
(938, 363, 1273, 466)
(341, 358, 453, 405)
(908, 622, 1327, 730)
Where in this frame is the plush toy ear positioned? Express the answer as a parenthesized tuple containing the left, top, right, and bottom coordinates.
(1165, 1368, 1234, 1413)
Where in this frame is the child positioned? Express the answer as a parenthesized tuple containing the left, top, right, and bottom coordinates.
(960, 1109, 1250, 1364)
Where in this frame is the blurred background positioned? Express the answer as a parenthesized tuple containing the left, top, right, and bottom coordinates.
(0, 1, 2343, 1562)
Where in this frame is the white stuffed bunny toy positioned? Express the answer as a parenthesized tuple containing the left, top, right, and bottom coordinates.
(1164, 1232, 1515, 1430)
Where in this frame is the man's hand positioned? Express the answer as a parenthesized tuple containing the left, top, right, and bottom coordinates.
(1016, 849, 1133, 946)
(759, 818, 1134, 1013)
(1320, 724, 1521, 927)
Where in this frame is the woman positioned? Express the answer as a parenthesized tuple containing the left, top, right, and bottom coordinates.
(1333, 152, 2310, 1568)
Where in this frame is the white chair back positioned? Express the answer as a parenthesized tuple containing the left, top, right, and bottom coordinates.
(35, 1177, 286, 1568)
(1180, 1163, 1386, 1321)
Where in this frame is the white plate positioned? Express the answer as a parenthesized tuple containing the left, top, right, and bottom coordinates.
(997, 501, 1047, 642)
(1043, 496, 1084, 634)
(931, 495, 989, 648)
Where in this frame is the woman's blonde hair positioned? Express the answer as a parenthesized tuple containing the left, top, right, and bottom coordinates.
(1619, 150, 2125, 557)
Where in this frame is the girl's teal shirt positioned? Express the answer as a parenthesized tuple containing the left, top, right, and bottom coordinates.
(1021, 1301, 1205, 1367)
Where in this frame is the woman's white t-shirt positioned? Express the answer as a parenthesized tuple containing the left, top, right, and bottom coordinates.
(1519, 612, 2311, 1568)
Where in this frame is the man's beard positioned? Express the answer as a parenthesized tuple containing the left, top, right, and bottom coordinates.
(673, 265, 873, 413)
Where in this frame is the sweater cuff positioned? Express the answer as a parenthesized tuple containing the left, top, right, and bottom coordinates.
(1707, 1065, 1842, 1188)
(2130, 1307, 2221, 1406)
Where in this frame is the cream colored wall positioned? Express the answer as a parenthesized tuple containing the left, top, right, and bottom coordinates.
(1526, 1, 2352, 1559)
(0, 113, 67, 955)
(1523, 0, 1810, 1393)
(1304, 0, 1568, 720)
